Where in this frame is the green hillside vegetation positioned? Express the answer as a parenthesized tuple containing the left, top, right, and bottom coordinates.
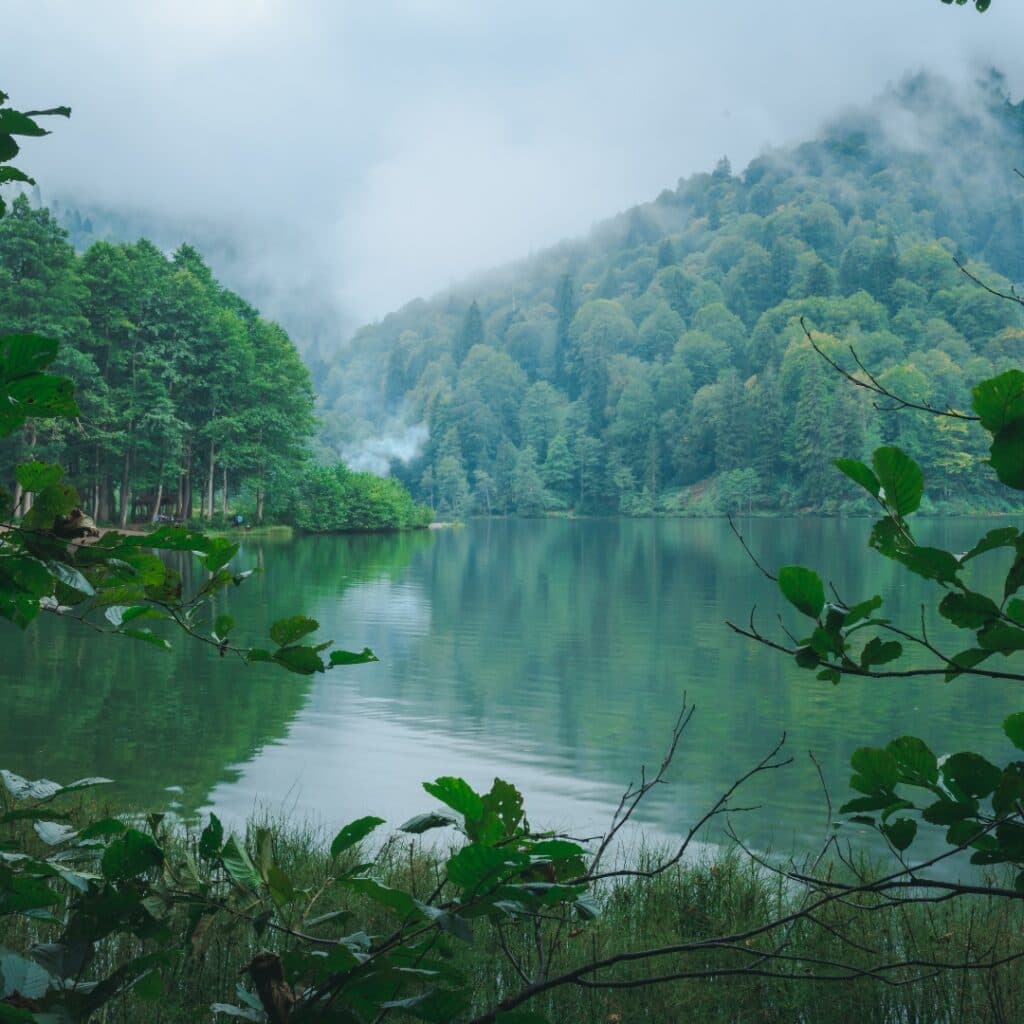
(0, 198, 428, 531)
(319, 72, 1024, 518)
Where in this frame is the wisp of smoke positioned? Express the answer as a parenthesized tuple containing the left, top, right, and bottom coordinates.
(340, 424, 428, 477)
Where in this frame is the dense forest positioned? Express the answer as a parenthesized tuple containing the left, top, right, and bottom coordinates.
(0, 198, 428, 531)
(319, 72, 1024, 517)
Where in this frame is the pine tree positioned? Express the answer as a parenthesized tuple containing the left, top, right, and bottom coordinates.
(453, 300, 484, 365)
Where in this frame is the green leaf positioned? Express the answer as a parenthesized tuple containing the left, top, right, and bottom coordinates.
(201, 538, 238, 573)
(269, 615, 319, 647)
(859, 637, 902, 669)
(14, 460, 62, 491)
(331, 816, 385, 859)
(971, 370, 1024, 432)
(886, 736, 938, 785)
(271, 645, 325, 674)
(871, 446, 923, 517)
(4, 372, 78, 423)
(199, 815, 224, 861)
(214, 614, 234, 638)
(896, 545, 962, 583)
(340, 876, 418, 919)
(220, 835, 260, 890)
(938, 591, 1001, 629)
(944, 647, 993, 682)
(329, 647, 379, 666)
(977, 624, 1024, 655)
(1006, 556, 1024, 600)
(528, 839, 587, 861)
(942, 752, 1002, 799)
(922, 799, 977, 825)
(0, 167, 32, 185)
(833, 458, 880, 498)
(46, 560, 95, 596)
(842, 594, 882, 627)
(0, 110, 47, 136)
(445, 843, 526, 890)
(78, 818, 128, 840)
(881, 818, 917, 852)
(33, 820, 76, 845)
(989, 419, 1024, 490)
(777, 565, 825, 619)
(399, 812, 458, 834)
(1004, 713, 1024, 752)
(120, 628, 171, 651)
(992, 764, 1024, 818)
(476, 778, 524, 842)
(960, 527, 1019, 562)
(0, 334, 58, 378)
(850, 747, 898, 795)
(945, 819, 986, 847)
(423, 777, 484, 821)
(839, 794, 896, 814)
(1007, 599, 1024, 625)
(101, 829, 163, 881)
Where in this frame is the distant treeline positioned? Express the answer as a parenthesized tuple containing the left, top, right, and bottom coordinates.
(0, 196, 427, 531)
(320, 71, 1024, 517)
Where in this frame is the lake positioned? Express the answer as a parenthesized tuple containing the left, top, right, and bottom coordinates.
(4, 518, 1021, 864)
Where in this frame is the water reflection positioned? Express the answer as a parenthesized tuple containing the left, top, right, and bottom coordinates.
(5, 519, 1022, 868)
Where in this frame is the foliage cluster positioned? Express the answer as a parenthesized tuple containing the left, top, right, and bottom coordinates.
(0, 195, 317, 526)
(321, 72, 1024, 517)
(292, 464, 432, 533)
(5, 792, 1023, 1024)
(0, 196, 427, 534)
(739, 360, 1024, 879)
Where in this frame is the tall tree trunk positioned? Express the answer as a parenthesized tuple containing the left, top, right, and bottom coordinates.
(221, 465, 228, 518)
(118, 450, 131, 529)
(206, 442, 216, 521)
(153, 480, 164, 524)
(256, 484, 264, 526)
(92, 445, 101, 520)
(11, 480, 22, 518)
(22, 426, 36, 514)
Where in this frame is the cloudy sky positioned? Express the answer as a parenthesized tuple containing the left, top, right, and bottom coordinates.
(4, 1, 1023, 344)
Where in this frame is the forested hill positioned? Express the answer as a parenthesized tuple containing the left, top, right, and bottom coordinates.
(319, 71, 1024, 517)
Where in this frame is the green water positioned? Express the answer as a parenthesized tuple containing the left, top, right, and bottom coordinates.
(3, 519, 1021, 860)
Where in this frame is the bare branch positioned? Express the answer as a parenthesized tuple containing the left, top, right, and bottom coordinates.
(800, 317, 979, 421)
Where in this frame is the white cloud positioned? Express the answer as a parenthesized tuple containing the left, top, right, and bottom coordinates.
(4, 1, 1023, 337)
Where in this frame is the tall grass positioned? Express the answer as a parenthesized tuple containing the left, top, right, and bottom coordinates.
(3, 814, 1022, 1023)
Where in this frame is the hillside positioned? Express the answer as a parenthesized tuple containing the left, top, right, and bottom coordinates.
(318, 71, 1024, 516)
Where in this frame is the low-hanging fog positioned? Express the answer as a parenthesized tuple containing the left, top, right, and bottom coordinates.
(4, 1, 1024, 356)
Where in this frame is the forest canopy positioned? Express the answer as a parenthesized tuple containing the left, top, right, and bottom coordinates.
(317, 71, 1024, 519)
(0, 197, 428, 532)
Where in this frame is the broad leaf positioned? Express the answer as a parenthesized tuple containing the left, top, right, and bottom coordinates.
(833, 458, 880, 498)
(269, 615, 319, 647)
(859, 637, 902, 669)
(942, 752, 1002, 799)
(423, 777, 484, 821)
(1004, 713, 1024, 752)
(850, 747, 898, 795)
(399, 812, 458, 834)
(938, 591, 1000, 629)
(872, 446, 923, 517)
(971, 369, 1024, 432)
(777, 565, 825, 619)
(989, 419, 1024, 490)
(330, 816, 385, 859)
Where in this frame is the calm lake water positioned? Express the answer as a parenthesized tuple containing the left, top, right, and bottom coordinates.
(4, 518, 1022, 863)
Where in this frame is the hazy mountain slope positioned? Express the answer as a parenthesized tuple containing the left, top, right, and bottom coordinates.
(318, 71, 1024, 516)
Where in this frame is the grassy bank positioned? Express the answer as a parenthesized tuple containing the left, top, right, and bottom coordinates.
(3, 809, 1022, 1024)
